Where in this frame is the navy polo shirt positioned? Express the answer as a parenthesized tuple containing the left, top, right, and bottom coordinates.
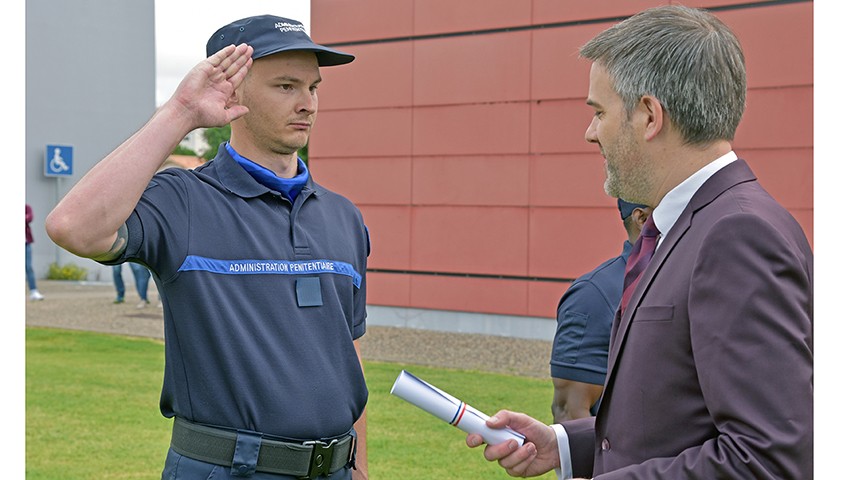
(550, 241, 633, 391)
(107, 146, 369, 441)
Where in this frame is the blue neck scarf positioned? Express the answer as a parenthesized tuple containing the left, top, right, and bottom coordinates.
(226, 142, 309, 202)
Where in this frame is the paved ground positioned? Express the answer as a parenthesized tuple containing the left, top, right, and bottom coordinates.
(25, 280, 554, 378)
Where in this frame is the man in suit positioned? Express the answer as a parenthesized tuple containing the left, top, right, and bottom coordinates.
(466, 5, 813, 479)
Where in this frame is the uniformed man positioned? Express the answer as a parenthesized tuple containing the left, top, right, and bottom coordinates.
(47, 15, 369, 479)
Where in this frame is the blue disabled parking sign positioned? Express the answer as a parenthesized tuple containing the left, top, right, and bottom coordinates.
(45, 144, 73, 177)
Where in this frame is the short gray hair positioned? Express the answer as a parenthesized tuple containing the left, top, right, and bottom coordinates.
(580, 5, 746, 145)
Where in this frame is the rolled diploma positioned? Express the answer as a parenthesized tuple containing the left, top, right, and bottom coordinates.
(390, 370, 525, 446)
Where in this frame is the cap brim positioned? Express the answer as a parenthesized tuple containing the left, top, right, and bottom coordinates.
(253, 42, 354, 66)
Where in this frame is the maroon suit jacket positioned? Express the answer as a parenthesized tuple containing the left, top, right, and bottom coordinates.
(563, 160, 813, 479)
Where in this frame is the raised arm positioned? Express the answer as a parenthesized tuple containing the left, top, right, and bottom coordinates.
(46, 43, 254, 260)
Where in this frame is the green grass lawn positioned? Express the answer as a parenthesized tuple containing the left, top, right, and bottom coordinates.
(26, 328, 556, 479)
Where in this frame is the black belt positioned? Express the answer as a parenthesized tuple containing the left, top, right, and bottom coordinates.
(170, 417, 354, 479)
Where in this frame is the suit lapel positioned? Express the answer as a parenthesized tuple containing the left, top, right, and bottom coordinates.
(600, 160, 758, 402)
(602, 219, 687, 395)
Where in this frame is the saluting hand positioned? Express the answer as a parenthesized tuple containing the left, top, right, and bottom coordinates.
(167, 43, 254, 129)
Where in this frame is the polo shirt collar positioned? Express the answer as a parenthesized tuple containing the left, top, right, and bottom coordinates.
(621, 239, 634, 259)
(212, 143, 326, 200)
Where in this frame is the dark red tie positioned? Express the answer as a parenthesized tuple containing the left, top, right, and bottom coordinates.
(620, 216, 660, 315)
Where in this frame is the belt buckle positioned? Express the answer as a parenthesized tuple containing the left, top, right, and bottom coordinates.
(301, 438, 338, 479)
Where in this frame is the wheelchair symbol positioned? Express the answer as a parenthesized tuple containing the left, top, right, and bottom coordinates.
(50, 147, 70, 173)
(45, 144, 73, 177)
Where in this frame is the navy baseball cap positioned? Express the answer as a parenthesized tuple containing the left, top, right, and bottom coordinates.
(206, 15, 354, 66)
(618, 199, 649, 220)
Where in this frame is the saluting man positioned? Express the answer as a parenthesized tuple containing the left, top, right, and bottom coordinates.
(47, 15, 370, 479)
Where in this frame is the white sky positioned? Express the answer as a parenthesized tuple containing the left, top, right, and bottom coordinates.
(154, 0, 311, 106)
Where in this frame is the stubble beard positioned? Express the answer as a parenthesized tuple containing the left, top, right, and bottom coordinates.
(265, 127, 310, 157)
(602, 126, 651, 205)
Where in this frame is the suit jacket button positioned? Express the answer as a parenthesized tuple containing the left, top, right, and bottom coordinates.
(601, 438, 611, 451)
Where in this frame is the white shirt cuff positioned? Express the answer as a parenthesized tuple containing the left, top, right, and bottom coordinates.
(551, 423, 573, 479)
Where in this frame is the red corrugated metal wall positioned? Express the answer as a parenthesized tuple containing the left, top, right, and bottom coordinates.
(308, 0, 813, 319)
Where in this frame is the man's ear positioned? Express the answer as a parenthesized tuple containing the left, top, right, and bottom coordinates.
(632, 207, 650, 228)
(638, 95, 664, 141)
(227, 90, 240, 108)
(228, 79, 247, 108)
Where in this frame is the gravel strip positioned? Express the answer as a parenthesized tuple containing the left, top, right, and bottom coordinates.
(25, 280, 553, 378)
